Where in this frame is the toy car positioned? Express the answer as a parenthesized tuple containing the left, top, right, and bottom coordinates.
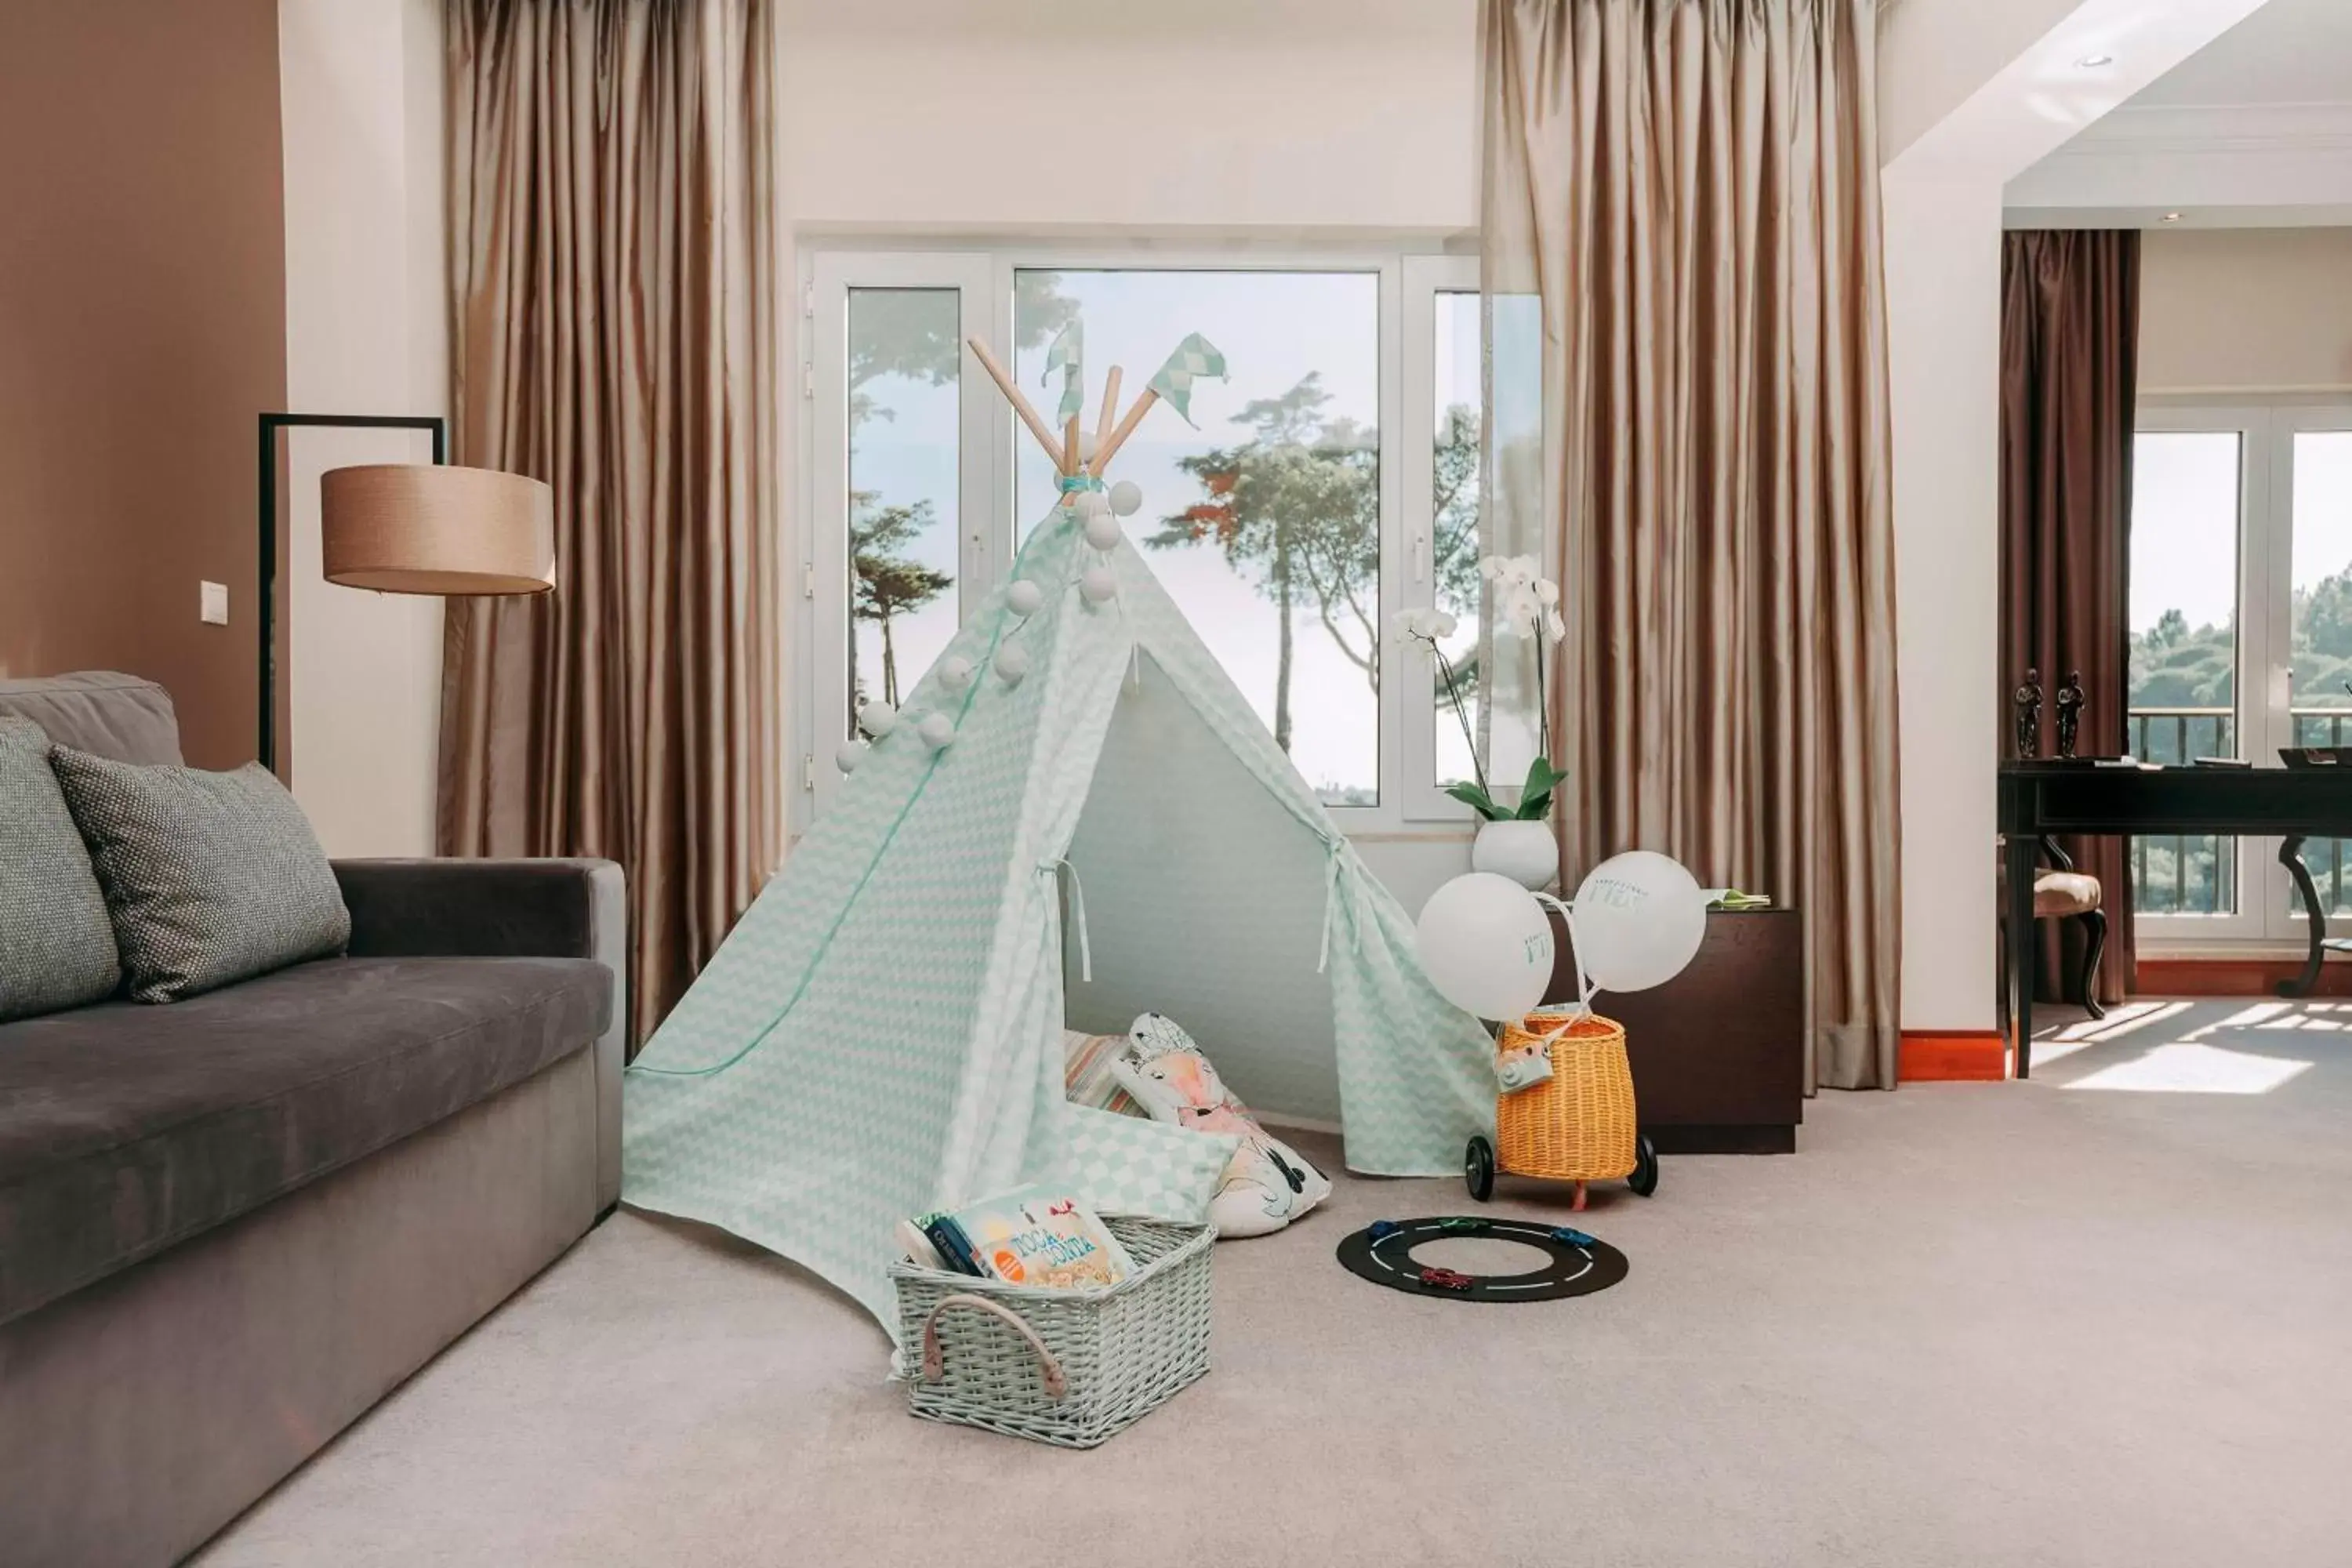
(1417, 1267, 1475, 1292)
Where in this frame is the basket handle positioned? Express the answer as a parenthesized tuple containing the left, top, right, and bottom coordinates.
(918, 1294, 1068, 1402)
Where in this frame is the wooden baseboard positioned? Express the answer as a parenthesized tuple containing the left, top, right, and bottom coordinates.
(1899, 1030, 2009, 1082)
(2132, 957, 2352, 997)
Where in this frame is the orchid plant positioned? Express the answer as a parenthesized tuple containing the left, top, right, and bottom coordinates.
(1392, 554, 1566, 822)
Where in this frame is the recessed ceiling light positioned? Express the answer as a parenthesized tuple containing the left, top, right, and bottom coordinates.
(2161, 212, 2183, 223)
(2075, 53, 2115, 68)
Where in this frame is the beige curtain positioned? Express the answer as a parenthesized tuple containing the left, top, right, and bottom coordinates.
(1482, 0, 1901, 1089)
(441, 0, 780, 1051)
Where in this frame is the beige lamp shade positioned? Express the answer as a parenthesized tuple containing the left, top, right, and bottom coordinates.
(320, 463, 556, 595)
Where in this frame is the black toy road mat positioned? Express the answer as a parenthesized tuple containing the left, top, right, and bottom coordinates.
(1335, 1215, 1628, 1302)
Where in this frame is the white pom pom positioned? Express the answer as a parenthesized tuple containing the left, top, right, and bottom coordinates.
(1083, 514, 1122, 551)
(1074, 488, 1109, 520)
(993, 644, 1031, 684)
(937, 655, 974, 692)
(833, 739, 869, 774)
(1078, 432, 1099, 466)
(1080, 566, 1117, 604)
(858, 702, 898, 738)
(1005, 579, 1044, 618)
(918, 712, 955, 750)
(1109, 480, 1142, 517)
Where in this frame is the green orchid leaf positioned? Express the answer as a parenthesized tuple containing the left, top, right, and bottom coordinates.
(1515, 785, 1554, 821)
(1445, 782, 1508, 821)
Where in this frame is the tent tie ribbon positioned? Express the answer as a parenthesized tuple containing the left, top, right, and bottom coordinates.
(1040, 857, 1092, 982)
(1316, 838, 1362, 975)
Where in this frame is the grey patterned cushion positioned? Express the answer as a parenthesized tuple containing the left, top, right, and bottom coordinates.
(0, 720, 122, 1021)
(48, 747, 351, 1003)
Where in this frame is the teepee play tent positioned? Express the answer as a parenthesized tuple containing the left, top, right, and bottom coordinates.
(622, 332, 1494, 1332)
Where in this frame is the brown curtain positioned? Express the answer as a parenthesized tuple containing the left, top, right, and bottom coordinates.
(1481, 0, 1902, 1091)
(440, 0, 781, 1051)
(1999, 230, 2138, 1007)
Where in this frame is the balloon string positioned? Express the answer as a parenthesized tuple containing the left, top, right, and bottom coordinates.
(1530, 891, 1596, 1027)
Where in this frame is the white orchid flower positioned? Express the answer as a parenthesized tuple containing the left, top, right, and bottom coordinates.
(1543, 607, 1566, 644)
(1431, 608, 1459, 639)
(1393, 606, 1465, 643)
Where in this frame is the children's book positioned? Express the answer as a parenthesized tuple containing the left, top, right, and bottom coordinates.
(939, 1184, 1135, 1290)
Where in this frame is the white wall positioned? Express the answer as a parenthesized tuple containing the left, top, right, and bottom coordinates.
(278, 0, 448, 857)
(1878, 0, 2263, 1032)
(773, 0, 1479, 239)
(2140, 227, 2352, 394)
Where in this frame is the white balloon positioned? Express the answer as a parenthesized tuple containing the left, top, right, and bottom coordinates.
(1083, 513, 1122, 551)
(1074, 487, 1109, 519)
(1414, 873, 1556, 1022)
(993, 644, 1031, 684)
(1005, 579, 1044, 617)
(1109, 480, 1142, 517)
(833, 739, 868, 774)
(918, 712, 955, 750)
(1080, 566, 1117, 604)
(1570, 851, 1707, 993)
(858, 701, 898, 738)
(936, 655, 974, 691)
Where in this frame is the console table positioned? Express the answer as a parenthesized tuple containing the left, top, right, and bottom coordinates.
(1998, 762, 2352, 1076)
(1543, 906, 1804, 1152)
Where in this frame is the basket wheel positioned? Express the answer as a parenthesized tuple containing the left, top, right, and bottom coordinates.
(1628, 1133, 1660, 1197)
(1464, 1135, 1496, 1203)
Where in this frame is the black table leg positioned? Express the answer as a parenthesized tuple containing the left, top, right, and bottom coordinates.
(2280, 834, 2326, 998)
(2007, 834, 2038, 1078)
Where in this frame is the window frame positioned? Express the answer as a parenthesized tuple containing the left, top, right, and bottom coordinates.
(2132, 395, 2352, 950)
(796, 241, 1483, 840)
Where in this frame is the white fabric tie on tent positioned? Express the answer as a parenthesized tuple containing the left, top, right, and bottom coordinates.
(1040, 857, 1091, 983)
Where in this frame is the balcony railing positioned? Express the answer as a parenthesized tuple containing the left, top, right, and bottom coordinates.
(2124, 705, 2352, 916)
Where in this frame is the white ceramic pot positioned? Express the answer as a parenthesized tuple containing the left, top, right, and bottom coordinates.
(1472, 818, 1559, 891)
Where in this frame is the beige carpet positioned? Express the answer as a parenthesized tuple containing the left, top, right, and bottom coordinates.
(200, 1000, 2352, 1566)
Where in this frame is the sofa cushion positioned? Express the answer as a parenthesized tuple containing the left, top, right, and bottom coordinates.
(49, 746, 352, 1002)
(0, 672, 183, 764)
(0, 954, 612, 1327)
(0, 720, 122, 1022)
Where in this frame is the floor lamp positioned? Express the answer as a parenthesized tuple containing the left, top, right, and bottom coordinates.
(257, 412, 554, 773)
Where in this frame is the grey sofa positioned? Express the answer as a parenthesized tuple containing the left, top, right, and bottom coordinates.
(0, 673, 625, 1566)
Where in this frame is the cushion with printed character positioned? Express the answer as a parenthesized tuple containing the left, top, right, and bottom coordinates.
(1109, 1011, 1332, 1240)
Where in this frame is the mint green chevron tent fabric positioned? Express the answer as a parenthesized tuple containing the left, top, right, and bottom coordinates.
(622, 496, 1495, 1336)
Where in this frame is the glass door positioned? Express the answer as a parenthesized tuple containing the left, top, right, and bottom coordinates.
(2128, 407, 2268, 940)
(2270, 408, 2352, 935)
(805, 253, 996, 819)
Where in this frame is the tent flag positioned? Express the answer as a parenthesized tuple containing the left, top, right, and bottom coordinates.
(1043, 319, 1084, 423)
(1146, 332, 1228, 426)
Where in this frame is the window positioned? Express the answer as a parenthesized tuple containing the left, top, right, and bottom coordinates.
(799, 249, 1494, 832)
(2129, 400, 2352, 943)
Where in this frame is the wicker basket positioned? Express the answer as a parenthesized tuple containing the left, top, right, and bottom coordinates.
(887, 1216, 1214, 1448)
(1494, 1012, 1638, 1182)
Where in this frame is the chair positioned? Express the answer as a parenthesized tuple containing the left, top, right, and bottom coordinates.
(1998, 836, 2108, 1021)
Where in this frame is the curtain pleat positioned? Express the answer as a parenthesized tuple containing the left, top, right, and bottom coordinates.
(441, 0, 780, 1051)
(1482, 0, 1902, 1090)
(1999, 230, 2139, 1006)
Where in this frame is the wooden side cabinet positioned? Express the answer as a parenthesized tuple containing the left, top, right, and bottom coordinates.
(1544, 906, 1804, 1154)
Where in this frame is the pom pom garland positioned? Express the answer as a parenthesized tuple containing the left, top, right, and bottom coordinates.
(1080, 567, 1117, 604)
(993, 644, 1031, 684)
(937, 655, 974, 692)
(833, 739, 868, 774)
(1083, 514, 1122, 551)
(1109, 480, 1142, 517)
(918, 712, 956, 750)
(858, 702, 898, 738)
(1005, 580, 1045, 617)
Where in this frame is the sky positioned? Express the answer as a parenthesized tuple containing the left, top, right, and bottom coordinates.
(2132, 427, 2352, 709)
(851, 269, 1436, 803)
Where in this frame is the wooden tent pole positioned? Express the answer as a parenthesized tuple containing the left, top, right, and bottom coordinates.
(1091, 387, 1160, 477)
(1091, 366, 1123, 475)
(965, 336, 1068, 473)
(1064, 412, 1080, 478)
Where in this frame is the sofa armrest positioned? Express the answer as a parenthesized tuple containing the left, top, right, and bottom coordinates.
(332, 858, 628, 1213)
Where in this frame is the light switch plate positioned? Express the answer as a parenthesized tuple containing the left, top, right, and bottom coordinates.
(200, 581, 230, 625)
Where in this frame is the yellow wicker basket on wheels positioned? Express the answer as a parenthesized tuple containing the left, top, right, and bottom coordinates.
(1465, 1011, 1660, 1210)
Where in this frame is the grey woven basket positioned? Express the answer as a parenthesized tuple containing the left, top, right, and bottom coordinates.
(887, 1216, 1214, 1448)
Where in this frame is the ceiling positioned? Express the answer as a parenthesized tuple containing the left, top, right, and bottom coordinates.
(2130, 0, 2352, 108)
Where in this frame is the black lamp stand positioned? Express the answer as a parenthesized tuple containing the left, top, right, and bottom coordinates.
(256, 412, 447, 772)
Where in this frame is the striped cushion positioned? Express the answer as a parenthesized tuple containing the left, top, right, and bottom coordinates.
(1062, 1029, 1145, 1118)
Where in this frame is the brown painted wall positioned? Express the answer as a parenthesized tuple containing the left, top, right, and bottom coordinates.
(0, 0, 286, 768)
